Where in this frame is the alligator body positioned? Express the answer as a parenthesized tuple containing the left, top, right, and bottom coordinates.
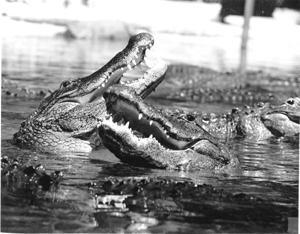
(1, 157, 293, 233)
(13, 33, 168, 153)
(158, 64, 300, 104)
(92, 177, 294, 233)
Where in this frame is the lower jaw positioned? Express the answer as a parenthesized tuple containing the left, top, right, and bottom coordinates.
(98, 119, 237, 171)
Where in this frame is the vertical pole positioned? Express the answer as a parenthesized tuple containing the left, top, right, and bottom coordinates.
(239, 0, 255, 87)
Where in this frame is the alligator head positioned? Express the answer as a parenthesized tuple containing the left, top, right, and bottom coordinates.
(13, 33, 167, 153)
(261, 97, 300, 137)
(99, 85, 239, 171)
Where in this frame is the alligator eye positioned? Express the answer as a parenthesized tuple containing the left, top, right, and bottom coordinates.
(287, 99, 294, 105)
(186, 114, 195, 121)
(60, 80, 70, 88)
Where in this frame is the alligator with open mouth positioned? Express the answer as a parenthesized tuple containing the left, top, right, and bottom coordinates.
(13, 33, 168, 153)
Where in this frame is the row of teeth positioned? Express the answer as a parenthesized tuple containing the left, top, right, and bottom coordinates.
(103, 114, 170, 140)
(137, 113, 170, 139)
(98, 46, 156, 89)
(122, 47, 155, 71)
(104, 115, 156, 140)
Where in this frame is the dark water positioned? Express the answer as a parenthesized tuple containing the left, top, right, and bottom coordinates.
(1, 35, 299, 233)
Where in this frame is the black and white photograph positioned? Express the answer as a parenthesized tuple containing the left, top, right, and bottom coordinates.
(1, 0, 299, 233)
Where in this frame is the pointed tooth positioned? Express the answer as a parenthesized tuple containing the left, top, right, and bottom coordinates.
(132, 60, 137, 65)
(121, 67, 124, 71)
(127, 64, 132, 70)
(166, 135, 170, 139)
(125, 121, 130, 128)
(143, 58, 150, 67)
(149, 120, 153, 126)
(138, 113, 143, 120)
(101, 83, 105, 87)
(149, 134, 153, 139)
(109, 116, 113, 122)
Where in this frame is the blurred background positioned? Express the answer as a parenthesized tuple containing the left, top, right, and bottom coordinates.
(2, 0, 300, 92)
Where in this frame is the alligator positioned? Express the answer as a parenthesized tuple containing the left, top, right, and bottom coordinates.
(91, 177, 295, 233)
(13, 33, 168, 153)
(99, 84, 238, 171)
(1, 157, 294, 233)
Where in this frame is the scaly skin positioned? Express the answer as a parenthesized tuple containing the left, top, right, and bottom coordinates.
(159, 64, 300, 104)
(13, 33, 167, 153)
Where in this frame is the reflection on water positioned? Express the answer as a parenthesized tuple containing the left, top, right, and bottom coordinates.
(2, 36, 126, 90)
(1, 34, 298, 233)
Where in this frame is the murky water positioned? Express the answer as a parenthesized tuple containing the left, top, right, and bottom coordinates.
(1, 35, 298, 233)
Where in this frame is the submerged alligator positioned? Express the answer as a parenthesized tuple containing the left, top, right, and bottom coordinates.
(158, 64, 300, 104)
(12, 33, 299, 171)
(1, 157, 294, 233)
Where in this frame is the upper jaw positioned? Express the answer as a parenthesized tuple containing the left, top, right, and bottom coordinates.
(42, 33, 158, 109)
